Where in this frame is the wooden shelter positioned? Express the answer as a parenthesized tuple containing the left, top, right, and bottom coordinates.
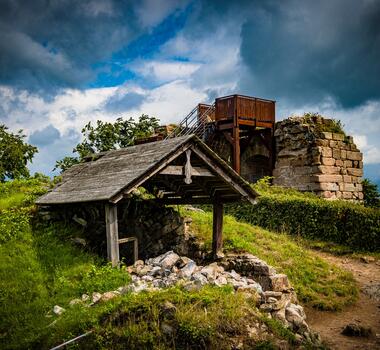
(36, 135, 258, 266)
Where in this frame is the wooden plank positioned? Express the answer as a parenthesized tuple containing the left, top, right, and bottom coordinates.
(238, 119, 256, 126)
(212, 201, 224, 259)
(256, 121, 274, 129)
(159, 165, 214, 177)
(105, 203, 119, 267)
(184, 149, 193, 184)
(217, 122, 234, 131)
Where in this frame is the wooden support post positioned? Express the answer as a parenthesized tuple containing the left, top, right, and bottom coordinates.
(232, 95, 241, 174)
(232, 124, 240, 174)
(212, 201, 224, 259)
(105, 203, 119, 267)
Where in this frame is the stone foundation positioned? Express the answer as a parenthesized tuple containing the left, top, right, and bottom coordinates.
(273, 116, 363, 200)
(38, 199, 204, 264)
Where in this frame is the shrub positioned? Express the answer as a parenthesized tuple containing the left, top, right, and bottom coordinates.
(225, 179, 380, 252)
(362, 178, 380, 208)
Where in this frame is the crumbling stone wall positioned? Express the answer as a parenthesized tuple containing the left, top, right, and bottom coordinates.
(273, 116, 363, 200)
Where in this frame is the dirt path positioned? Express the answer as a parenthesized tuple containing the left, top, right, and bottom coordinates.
(305, 253, 380, 349)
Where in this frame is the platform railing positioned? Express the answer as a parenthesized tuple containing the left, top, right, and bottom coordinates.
(165, 103, 215, 140)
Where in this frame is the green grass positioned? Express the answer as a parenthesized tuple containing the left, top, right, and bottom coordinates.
(44, 286, 283, 349)
(0, 178, 359, 348)
(0, 179, 130, 349)
(184, 208, 358, 311)
(0, 179, 297, 349)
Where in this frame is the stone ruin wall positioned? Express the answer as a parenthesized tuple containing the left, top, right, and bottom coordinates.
(273, 117, 363, 200)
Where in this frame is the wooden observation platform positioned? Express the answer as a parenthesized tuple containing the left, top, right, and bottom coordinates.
(168, 94, 276, 179)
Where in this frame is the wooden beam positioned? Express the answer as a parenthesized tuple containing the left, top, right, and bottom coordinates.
(217, 122, 234, 131)
(232, 125, 241, 174)
(212, 201, 224, 259)
(110, 143, 193, 203)
(237, 119, 255, 127)
(118, 236, 138, 263)
(184, 149, 192, 184)
(190, 146, 257, 205)
(105, 203, 119, 267)
(159, 165, 214, 177)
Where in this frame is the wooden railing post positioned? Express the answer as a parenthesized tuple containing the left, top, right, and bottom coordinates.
(105, 203, 119, 267)
(212, 201, 224, 259)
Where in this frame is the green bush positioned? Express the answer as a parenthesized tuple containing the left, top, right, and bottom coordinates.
(225, 180, 380, 252)
(362, 178, 380, 208)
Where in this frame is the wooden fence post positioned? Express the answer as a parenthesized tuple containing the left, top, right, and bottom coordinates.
(105, 203, 119, 267)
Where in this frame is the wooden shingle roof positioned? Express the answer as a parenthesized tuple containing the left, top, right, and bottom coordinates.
(36, 135, 258, 205)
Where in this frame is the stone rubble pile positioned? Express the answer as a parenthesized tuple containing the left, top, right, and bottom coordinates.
(273, 116, 363, 200)
(56, 251, 319, 344)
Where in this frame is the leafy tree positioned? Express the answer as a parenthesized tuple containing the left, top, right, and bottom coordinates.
(0, 124, 38, 182)
(55, 114, 159, 172)
(362, 178, 380, 208)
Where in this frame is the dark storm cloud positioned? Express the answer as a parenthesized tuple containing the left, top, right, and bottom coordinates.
(104, 91, 145, 113)
(29, 124, 60, 146)
(238, 0, 380, 108)
(0, 0, 143, 91)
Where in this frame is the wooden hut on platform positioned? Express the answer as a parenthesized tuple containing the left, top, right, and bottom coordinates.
(36, 135, 258, 266)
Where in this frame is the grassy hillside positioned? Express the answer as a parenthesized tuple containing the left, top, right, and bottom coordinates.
(0, 179, 357, 348)
(185, 209, 358, 311)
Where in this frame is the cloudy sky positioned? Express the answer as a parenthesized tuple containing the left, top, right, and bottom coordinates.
(1, 0, 379, 184)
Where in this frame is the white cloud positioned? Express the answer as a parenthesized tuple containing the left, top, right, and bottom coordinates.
(0, 79, 207, 175)
(351, 134, 380, 164)
(132, 60, 201, 84)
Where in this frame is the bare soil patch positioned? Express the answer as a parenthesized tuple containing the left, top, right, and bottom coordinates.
(306, 252, 380, 349)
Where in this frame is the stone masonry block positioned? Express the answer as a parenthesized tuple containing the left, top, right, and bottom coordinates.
(314, 139, 329, 147)
(347, 168, 363, 177)
(342, 192, 353, 199)
(329, 140, 337, 148)
(343, 175, 352, 183)
(312, 165, 340, 175)
(341, 150, 347, 159)
(315, 182, 340, 191)
(347, 151, 363, 161)
(311, 174, 343, 183)
(335, 159, 344, 167)
(320, 147, 332, 157)
(332, 148, 341, 159)
(344, 160, 353, 168)
(351, 176, 362, 184)
(350, 144, 358, 151)
(320, 132, 333, 139)
(343, 183, 356, 192)
(321, 157, 335, 166)
(356, 183, 363, 192)
(332, 133, 345, 141)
